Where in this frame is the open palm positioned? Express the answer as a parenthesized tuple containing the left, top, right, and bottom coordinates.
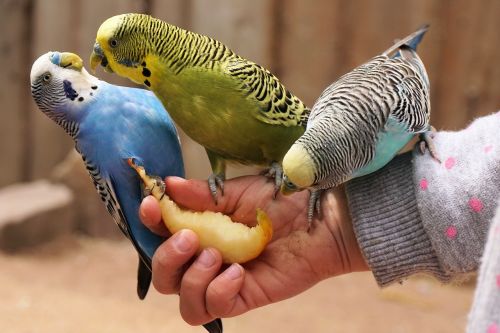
(139, 175, 367, 326)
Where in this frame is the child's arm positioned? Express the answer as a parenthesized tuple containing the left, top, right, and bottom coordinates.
(467, 204, 500, 332)
(345, 112, 500, 286)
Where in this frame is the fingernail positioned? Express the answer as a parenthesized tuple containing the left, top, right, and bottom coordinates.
(196, 249, 216, 268)
(173, 230, 193, 253)
(223, 264, 242, 280)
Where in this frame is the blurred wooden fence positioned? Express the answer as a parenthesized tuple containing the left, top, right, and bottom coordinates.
(1, 0, 499, 188)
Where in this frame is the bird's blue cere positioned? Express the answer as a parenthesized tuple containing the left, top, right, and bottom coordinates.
(49, 52, 62, 66)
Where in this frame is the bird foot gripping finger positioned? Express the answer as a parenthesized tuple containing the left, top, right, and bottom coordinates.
(150, 176, 166, 200)
(128, 158, 167, 199)
(208, 173, 225, 205)
(307, 189, 323, 231)
(141, 176, 166, 199)
(419, 127, 441, 163)
(260, 162, 283, 199)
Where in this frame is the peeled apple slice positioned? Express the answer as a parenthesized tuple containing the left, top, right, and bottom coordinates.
(129, 159, 273, 263)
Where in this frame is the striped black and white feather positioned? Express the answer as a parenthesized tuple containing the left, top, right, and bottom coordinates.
(283, 26, 432, 192)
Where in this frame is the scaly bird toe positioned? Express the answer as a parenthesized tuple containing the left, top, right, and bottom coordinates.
(141, 175, 166, 200)
(419, 127, 441, 163)
(208, 173, 225, 205)
(307, 189, 323, 231)
(261, 162, 283, 199)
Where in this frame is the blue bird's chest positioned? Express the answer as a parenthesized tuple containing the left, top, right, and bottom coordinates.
(352, 117, 415, 178)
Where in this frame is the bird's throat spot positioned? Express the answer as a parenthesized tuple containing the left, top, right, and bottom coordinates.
(142, 67, 151, 77)
(63, 80, 78, 101)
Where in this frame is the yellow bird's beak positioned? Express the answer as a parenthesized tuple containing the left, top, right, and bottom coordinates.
(56, 52, 83, 72)
(90, 42, 113, 73)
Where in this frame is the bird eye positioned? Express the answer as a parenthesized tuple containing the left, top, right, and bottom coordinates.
(109, 38, 119, 48)
(42, 73, 52, 83)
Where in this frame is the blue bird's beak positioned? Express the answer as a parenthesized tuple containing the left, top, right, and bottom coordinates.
(50, 52, 83, 72)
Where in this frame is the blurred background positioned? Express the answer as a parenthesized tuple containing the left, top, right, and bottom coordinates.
(1, 0, 499, 332)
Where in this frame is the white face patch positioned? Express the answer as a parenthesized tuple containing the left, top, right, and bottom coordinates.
(31, 52, 101, 105)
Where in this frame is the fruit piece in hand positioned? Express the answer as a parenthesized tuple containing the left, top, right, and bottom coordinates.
(128, 158, 273, 263)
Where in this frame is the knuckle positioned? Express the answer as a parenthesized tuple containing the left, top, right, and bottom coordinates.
(181, 270, 202, 290)
(206, 286, 232, 317)
(206, 283, 226, 302)
(152, 276, 176, 295)
(180, 305, 206, 326)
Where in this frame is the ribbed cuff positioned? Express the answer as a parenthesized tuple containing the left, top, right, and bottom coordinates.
(345, 153, 451, 287)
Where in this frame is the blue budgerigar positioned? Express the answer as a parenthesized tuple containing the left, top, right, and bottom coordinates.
(281, 26, 440, 226)
(30, 52, 223, 333)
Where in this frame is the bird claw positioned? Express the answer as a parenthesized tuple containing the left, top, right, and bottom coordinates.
(141, 175, 166, 198)
(419, 127, 441, 163)
(307, 189, 323, 231)
(208, 173, 225, 205)
(261, 162, 283, 199)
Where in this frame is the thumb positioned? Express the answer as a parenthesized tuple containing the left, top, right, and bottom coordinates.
(164, 175, 270, 215)
(164, 176, 235, 213)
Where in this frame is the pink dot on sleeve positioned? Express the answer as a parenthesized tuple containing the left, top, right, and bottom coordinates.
(484, 145, 493, 153)
(496, 274, 500, 289)
(444, 157, 456, 169)
(446, 226, 457, 239)
(487, 323, 498, 333)
(419, 178, 428, 190)
(469, 198, 484, 213)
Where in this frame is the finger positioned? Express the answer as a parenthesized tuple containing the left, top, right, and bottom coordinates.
(152, 229, 199, 294)
(165, 175, 266, 213)
(139, 196, 169, 236)
(165, 176, 232, 212)
(179, 248, 223, 326)
(205, 264, 246, 318)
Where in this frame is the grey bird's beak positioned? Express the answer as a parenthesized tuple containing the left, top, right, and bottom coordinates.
(90, 42, 113, 73)
(280, 176, 300, 196)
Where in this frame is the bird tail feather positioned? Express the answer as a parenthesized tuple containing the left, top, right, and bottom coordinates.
(383, 24, 429, 56)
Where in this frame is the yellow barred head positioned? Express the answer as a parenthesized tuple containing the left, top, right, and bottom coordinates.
(281, 143, 316, 194)
(90, 14, 154, 86)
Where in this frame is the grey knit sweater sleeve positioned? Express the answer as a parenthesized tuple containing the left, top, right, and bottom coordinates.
(467, 203, 500, 332)
(345, 112, 500, 285)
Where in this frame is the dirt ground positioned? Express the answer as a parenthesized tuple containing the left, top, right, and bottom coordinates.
(0, 236, 474, 333)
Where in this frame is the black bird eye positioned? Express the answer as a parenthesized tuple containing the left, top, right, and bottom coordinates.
(42, 73, 51, 83)
(109, 38, 119, 48)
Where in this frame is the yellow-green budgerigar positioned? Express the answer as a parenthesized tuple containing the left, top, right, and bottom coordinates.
(90, 13, 309, 203)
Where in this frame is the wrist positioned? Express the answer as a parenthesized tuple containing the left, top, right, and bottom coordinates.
(322, 186, 369, 277)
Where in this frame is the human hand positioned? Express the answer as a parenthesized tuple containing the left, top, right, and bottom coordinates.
(139, 175, 367, 326)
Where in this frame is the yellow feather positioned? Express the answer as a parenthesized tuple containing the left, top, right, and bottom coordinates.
(282, 144, 315, 188)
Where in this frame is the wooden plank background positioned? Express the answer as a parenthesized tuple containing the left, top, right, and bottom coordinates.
(1, 0, 499, 187)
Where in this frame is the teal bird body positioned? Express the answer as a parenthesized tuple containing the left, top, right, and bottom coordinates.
(90, 13, 309, 201)
(281, 26, 439, 224)
(351, 116, 415, 178)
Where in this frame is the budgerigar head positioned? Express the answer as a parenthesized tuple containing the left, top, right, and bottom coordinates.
(31, 51, 99, 130)
(91, 13, 156, 86)
(281, 143, 316, 195)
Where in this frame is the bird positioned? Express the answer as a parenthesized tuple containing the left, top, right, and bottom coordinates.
(281, 25, 439, 228)
(89, 13, 310, 204)
(30, 51, 223, 333)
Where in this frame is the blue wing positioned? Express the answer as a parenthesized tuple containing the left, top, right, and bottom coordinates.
(77, 83, 184, 297)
